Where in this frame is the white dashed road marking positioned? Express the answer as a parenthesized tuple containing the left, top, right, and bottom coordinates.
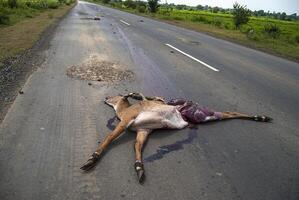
(120, 20, 130, 26)
(165, 43, 219, 72)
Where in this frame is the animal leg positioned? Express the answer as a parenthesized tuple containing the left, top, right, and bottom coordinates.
(124, 92, 147, 101)
(80, 121, 127, 171)
(125, 92, 165, 102)
(221, 111, 272, 122)
(134, 129, 151, 183)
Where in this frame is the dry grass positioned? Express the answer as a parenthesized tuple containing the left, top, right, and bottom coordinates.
(0, 4, 74, 67)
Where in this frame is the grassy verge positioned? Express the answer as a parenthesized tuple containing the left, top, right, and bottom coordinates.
(0, 1, 76, 68)
(86, 0, 299, 62)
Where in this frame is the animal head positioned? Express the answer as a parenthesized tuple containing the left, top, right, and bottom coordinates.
(105, 95, 124, 107)
(105, 95, 130, 112)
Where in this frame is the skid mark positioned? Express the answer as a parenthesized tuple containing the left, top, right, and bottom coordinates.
(144, 128, 198, 163)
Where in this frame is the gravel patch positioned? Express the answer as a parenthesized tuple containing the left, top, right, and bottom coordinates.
(66, 55, 134, 83)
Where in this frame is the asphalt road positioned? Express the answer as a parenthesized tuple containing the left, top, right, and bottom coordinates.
(1, 1, 299, 200)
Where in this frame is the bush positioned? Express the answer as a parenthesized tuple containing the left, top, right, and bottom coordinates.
(190, 16, 207, 23)
(26, 0, 49, 9)
(8, 0, 17, 8)
(232, 2, 251, 28)
(48, 0, 59, 9)
(148, 0, 159, 13)
(246, 28, 259, 40)
(123, 0, 136, 9)
(264, 23, 281, 38)
(295, 35, 299, 43)
(158, 9, 171, 16)
(224, 22, 233, 29)
(213, 18, 222, 27)
(138, 5, 146, 13)
(64, 0, 74, 5)
(0, 7, 10, 24)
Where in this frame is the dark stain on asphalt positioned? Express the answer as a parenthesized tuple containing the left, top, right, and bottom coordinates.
(106, 116, 118, 131)
(144, 128, 198, 163)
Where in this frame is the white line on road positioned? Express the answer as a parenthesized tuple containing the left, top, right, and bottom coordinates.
(120, 20, 130, 26)
(165, 44, 219, 72)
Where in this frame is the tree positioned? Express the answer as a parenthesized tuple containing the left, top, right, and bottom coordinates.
(212, 7, 220, 13)
(257, 10, 265, 16)
(124, 0, 137, 9)
(196, 5, 203, 10)
(148, 0, 159, 13)
(280, 12, 287, 20)
(232, 2, 251, 28)
(176, 4, 187, 10)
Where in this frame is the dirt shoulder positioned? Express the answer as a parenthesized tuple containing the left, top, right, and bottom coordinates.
(0, 4, 75, 123)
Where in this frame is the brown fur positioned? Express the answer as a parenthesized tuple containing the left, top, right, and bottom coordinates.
(81, 93, 272, 183)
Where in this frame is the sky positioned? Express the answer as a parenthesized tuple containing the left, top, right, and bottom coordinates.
(163, 0, 299, 14)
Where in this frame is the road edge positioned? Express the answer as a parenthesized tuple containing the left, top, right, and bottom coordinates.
(0, 4, 76, 124)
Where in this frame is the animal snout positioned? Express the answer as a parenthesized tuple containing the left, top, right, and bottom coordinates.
(104, 96, 110, 103)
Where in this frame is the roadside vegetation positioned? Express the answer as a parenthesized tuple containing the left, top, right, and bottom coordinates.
(0, 0, 76, 68)
(87, 0, 299, 61)
(0, 0, 76, 25)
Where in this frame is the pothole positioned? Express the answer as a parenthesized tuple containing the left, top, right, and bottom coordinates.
(66, 55, 134, 83)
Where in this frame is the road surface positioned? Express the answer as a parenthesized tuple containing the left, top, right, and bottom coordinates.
(1, 1, 299, 200)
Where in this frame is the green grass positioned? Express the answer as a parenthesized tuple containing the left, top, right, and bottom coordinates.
(0, 0, 76, 68)
(87, 0, 299, 61)
(0, 0, 76, 25)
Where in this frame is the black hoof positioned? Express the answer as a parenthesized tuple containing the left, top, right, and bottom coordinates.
(80, 152, 101, 171)
(137, 170, 145, 183)
(253, 115, 273, 122)
(135, 161, 145, 184)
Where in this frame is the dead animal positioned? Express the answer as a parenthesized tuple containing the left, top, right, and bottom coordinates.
(81, 92, 272, 183)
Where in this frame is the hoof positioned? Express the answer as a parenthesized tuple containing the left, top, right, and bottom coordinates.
(80, 152, 100, 171)
(137, 169, 145, 183)
(253, 115, 273, 122)
(135, 161, 145, 183)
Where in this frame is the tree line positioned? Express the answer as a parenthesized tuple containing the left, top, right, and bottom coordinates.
(162, 3, 298, 21)
(101, 0, 298, 21)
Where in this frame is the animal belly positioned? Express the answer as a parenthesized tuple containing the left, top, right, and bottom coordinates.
(129, 108, 188, 130)
(130, 112, 165, 130)
(164, 109, 188, 129)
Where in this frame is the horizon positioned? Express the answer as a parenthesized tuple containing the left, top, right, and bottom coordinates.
(161, 0, 299, 15)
